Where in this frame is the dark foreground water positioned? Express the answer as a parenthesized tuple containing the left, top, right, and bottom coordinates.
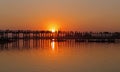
(0, 40, 120, 72)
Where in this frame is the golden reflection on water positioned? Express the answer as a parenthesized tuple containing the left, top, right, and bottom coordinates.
(51, 39, 55, 51)
(0, 40, 120, 72)
(49, 39, 60, 57)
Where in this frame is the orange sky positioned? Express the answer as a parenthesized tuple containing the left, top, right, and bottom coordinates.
(0, 0, 120, 31)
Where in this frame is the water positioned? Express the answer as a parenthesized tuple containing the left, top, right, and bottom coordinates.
(0, 40, 120, 72)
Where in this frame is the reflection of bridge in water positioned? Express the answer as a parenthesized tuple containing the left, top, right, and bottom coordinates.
(0, 39, 74, 51)
(0, 30, 120, 43)
(0, 39, 119, 51)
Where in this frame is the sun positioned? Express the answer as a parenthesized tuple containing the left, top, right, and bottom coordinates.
(47, 21, 60, 32)
(51, 29, 56, 33)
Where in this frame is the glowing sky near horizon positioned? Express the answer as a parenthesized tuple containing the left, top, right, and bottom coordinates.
(0, 0, 120, 31)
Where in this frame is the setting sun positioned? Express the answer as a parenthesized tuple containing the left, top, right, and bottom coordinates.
(45, 21, 60, 32)
(52, 29, 55, 32)
(50, 26, 58, 33)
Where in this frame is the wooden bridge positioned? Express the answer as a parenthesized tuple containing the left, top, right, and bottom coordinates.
(0, 30, 120, 43)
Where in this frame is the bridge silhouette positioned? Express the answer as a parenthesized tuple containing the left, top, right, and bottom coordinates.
(0, 30, 120, 43)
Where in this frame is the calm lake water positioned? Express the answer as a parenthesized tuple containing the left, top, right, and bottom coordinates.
(0, 39, 120, 72)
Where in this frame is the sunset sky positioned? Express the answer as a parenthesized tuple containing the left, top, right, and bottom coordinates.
(0, 0, 120, 31)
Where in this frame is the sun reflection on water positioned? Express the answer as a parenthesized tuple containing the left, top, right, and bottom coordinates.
(51, 40, 55, 51)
